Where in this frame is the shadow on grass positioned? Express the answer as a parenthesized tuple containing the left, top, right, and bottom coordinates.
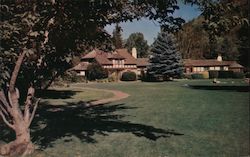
(188, 85, 250, 92)
(35, 89, 80, 99)
(0, 102, 183, 149)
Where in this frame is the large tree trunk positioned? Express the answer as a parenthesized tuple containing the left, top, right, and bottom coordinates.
(1, 119, 34, 156)
(0, 52, 39, 156)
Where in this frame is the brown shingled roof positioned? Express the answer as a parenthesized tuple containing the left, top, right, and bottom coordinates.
(107, 53, 125, 59)
(184, 59, 235, 67)
(116, 49, 136, 65)
(82, 49, 112, 65)
(229, 62, 244, 68)
(136, 58, 150, 67)
(81, 49, 98, 59)
(95, 54, 112, 65)
(81, 49, 141, 66)
(71, 62, 89, 71)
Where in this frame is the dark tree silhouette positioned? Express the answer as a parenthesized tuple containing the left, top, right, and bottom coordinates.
(87, 62, 108, 81)
(112, 24, 123, 49)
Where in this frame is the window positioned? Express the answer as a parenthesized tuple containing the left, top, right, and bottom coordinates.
(113, 59, 124, 67)
(193, 67, 205, 72)
(79, 71, 85, 76)
(193, 67, 197, 72)
(209, 67, 215, 70)
(223, 66, 229, 71)
(215, 67, 220, 70)
(200, 67, 204, 72)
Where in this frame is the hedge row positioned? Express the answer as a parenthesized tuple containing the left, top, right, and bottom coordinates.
(191, 73, 204, 79)
(184, 71, 245, 79)
(209, 71, 244, 79)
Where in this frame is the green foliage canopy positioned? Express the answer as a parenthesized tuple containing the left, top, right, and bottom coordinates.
(0, 0, 185, 88)
(125, 32, 149, 58)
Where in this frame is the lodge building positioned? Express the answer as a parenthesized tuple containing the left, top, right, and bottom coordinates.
(183, 55, 244, 74)
(72, 49, 243, 80)
(71, 48, 149, 79)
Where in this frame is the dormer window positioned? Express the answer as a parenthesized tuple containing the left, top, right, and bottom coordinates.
(113, 59, 124, 68)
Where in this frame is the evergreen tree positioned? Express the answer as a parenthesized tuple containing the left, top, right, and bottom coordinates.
(148, 32, 183, 80)
(112, 24, 123, 49)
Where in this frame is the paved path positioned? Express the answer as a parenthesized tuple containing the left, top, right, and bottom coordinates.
(89, 88, 130, 105)
(71, 86, 130, 106)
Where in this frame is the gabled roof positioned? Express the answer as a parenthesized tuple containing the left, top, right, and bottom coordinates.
(116, 49, 137, 65)
(107, 53, 125, 59)
(229, 62, 244, 68)
(81, 49, 99, 59)
(95, 54, 113, 65)
(71, 62, 89, 71)
(82, 49, 112, 65)
(136, 58, 150, 67)
(184, 59, 236, 67)
(81, 48, 137, 65)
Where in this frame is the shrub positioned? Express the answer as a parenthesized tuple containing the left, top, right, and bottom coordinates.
(141, 71, 149, 81)
(209, 70, 219, 79)
(61, 71, 86, 83)
(191, 73, 204, 79)
(87, 62, 108, 81)
(201, 71, 209, 79)
(245, 72, 250, 78)
(218, 71, 233, 78)
(108, 75, 116, 82)
(121, 71, 137, 81)
(233, 72, 245, 79)
(183, 73, 192, 79)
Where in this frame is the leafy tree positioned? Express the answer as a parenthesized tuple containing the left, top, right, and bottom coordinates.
(235, 0, 250, 69)
(147, 32, 183, 80)
(0, 0, 185, 156)
(87, 62, 108, 81)
(112, 24, 123, 49)
(185, 0, 249, 57)
(125, 32, 149, 58)
(238, 23, 250, 70)
(177, 0, 249, 60)
(175, 17, 210, 59)
(215, 37, 239, 60)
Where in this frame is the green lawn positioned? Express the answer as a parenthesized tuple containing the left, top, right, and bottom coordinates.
(1, 79, 249, 157)
(38, 86, 114, 105)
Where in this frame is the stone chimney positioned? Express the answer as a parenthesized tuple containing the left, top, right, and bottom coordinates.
(217, 54, 222, 62)
(132, 47, 137, 58)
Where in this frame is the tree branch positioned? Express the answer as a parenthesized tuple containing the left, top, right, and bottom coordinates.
(28, 98, 40, 127)
(0, 103, 8, 116)
(0, 110, 15, 130)
(41, 71, 59, 89)
(24, 86, 35, 123)
(0, 91, 12, 113)
(9, 51, 26, 93)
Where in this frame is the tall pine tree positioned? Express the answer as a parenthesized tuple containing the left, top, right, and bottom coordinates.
(112, 23, 123, 49)
(148, 32, 183, 80)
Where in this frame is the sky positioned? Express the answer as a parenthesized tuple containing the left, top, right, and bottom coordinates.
(105, 2, 201, 45)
